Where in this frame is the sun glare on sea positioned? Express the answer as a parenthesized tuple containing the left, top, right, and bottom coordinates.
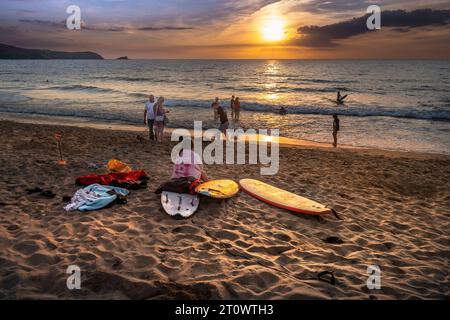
(261, 16, 286, 41)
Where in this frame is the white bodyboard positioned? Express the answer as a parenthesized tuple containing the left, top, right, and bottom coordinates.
(161, 191, 200, 218)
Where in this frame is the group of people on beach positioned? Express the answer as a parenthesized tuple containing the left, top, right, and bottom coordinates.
(211, 96, 241, 134)
(144, 95, 169, 142)
(144, 94, 242, 142)
(144, 92, 342, 147)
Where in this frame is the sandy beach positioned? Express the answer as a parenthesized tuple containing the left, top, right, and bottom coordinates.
(0, 119, 449, 299)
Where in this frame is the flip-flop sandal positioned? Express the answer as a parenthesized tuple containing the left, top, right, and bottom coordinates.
(40, 190, 56, 198)
(318, 271, 336, 285)
(323, 236, 344, 244)
(26, 187, 43, 194)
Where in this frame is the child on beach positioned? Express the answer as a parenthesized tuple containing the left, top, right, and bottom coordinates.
(333, 114, 340, 147)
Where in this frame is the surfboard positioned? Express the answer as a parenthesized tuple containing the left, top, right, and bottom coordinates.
(239, 179, 331, 215)
(195, 179, 240, 199)
(161, 191, 200, 218)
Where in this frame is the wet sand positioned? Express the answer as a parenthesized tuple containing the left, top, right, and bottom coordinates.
(0, 120, 449, 299)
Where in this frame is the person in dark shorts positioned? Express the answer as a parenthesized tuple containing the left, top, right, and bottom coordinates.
(144, 95, 156, 141)
(332, 113, 340, 147)
(212, 97, 219, 121)
(213, 103, 229, 136)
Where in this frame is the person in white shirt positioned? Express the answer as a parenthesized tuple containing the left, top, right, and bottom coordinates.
(144, 95, 156, 141)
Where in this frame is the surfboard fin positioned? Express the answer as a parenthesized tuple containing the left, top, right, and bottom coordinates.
(177, 196, 182, 211)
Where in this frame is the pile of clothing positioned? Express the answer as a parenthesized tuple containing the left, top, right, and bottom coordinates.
(65, 159, 148, 212)
(65, 184, 129, 212)
(76, 170, 149, 189)
(155, 176, 201, 195)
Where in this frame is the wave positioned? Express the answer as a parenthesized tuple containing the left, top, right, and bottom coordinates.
(0, 105, 141, 124)
(46, 84, 120, 94)
(240, 103, 450, 121)
(92, 76, 167, 82)
(44, 84, 150, 98)
(158, 99, 450, 121)
(1, 100, 449, 126)
(216, 86, 352, 93)
(1, 90, 449, 122)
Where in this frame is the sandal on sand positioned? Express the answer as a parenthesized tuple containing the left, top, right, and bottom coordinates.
(323, 236, 344, 244)
(318, 271, 336, 285)
(40, 190, 56, 199)
(26, 187, 43, 194)
(331, 208, 342, 220)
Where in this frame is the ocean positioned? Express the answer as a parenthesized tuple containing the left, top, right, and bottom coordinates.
(0, 59, 449, 154)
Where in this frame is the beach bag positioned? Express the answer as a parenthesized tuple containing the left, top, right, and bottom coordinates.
(163, 114, 169, 125)
(155, 115, 164, 122)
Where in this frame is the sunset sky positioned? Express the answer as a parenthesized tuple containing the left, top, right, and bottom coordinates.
(1, 0, 449, 59)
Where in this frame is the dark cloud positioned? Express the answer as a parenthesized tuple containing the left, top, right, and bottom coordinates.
(293, 0, 373, 13)
(16, 9, 37, 17)
(289, 0, 432, 14)
(18, 19, 65, 28)
(18, 19, 193, 32)
(137, 26, 194, 31)
(296, 9, 450, 47)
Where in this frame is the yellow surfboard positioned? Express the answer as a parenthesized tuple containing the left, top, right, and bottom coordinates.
(195, 179, 239, 199)
(239, 179, 331, 215)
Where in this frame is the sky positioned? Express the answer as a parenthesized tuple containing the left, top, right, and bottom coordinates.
(0, 0, 449, 59)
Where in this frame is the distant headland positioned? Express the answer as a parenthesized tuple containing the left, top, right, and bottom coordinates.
(0, 43, 103, 59)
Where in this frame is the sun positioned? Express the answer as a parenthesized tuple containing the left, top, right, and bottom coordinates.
(261, 17, 286, 42)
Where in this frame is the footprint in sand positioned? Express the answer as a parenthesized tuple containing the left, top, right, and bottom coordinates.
(172, 225, 200, 234)
(27, 253, 59, 267)
(110, 224, 129, 232)
(13, 240, 40, 255)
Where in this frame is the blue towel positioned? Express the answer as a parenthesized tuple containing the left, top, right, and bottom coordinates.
(65, 184, 129, 212)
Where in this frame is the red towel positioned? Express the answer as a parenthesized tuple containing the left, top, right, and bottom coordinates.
(76, 170, 149, 189)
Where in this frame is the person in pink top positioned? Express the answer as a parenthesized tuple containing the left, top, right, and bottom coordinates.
(172, 137, 209, 181)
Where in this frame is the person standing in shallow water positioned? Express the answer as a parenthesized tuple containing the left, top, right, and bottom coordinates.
(153, 97, 169, 143)
(212, 97, 220, 122)
(337, 91, 347, 104)
(230, 95, 235, 120)
(234, 97, 241, 121)
(213, 103, 229, 137)
(332, 114, 340, 147)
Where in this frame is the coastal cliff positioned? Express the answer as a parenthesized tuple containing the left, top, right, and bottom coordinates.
(0, 43, 103, 59)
